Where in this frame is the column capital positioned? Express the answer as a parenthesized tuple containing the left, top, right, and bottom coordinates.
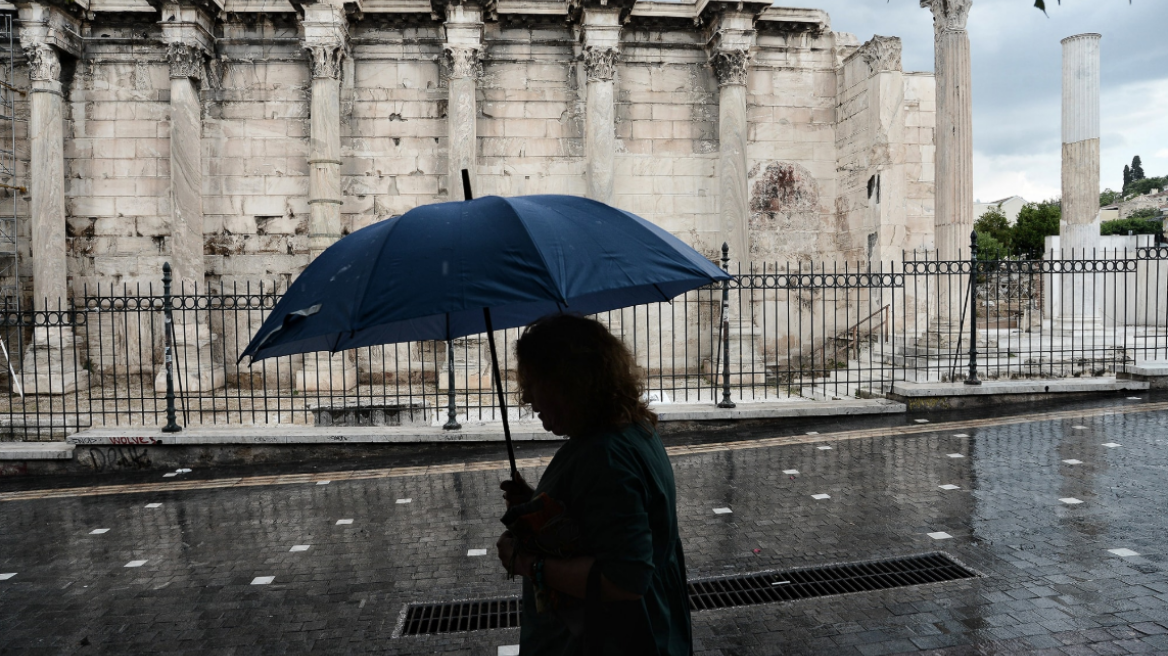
(24, 42, 60, 82)
(921, 0, 971, 33)
(702, 2, 763, 86)
(581, 45, 618, 82)
(444, 45, 482, 80)
(16, 2, 82, 63)
(857, 35, 902, 74)
(166, 42, 205, 80)
(298, 3, 349, 79)
(709, 48, 749, 87)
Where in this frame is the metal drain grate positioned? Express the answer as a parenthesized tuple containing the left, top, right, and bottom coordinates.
(689, 552, 976, 611)
(398, 597, 521, 636)
(397, 553, 975, 636)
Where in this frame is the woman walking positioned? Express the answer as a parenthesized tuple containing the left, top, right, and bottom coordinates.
(495, 314, 692, 655)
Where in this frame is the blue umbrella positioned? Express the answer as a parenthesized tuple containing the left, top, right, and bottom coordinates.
(240, 174, 730, 477)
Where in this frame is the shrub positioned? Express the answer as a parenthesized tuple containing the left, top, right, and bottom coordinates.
(1101, 217, 1162, 236)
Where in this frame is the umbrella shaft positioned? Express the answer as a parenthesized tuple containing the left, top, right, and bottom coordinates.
(483, 307, 519, 480)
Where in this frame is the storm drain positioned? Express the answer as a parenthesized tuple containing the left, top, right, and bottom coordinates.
(398, 597, 521, 636)
(688, 552, 976, 611)
(396, 553, 975, 636)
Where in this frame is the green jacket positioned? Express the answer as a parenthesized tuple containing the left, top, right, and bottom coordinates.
(519, 423, 692, 656)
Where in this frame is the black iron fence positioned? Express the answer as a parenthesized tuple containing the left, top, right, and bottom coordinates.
(3, 236, 1168, 438)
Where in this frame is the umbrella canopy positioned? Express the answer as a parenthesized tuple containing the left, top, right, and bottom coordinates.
(240, 194, 729, 363)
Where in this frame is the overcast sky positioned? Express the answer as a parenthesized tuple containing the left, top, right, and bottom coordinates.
(783, 0, 1168, 203)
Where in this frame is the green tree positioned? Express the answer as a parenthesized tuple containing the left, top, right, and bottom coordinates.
(974, 232, 1010, 261)
(1101, 215, 1161, 236)
(974, 208, 1012, 251)
(1012, 201, 1061, 259)
(1126, 175, 1168, 198)
(1124, 165, 1133, 188)
(1128, 207, 1160, 220)
(1100, 189, 1120, 207)
(1132, 155, 1146, 181)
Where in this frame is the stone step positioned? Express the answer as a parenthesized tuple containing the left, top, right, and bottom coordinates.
(0, 442, 74, 460)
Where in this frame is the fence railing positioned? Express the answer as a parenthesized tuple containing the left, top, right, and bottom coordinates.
(3, 237, 1168, 438)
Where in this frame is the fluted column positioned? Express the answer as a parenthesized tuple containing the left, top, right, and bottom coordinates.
(444, 3, 483, 200)
(1058, 33, 1102, 329)
(580, 7, 621, 205)
(1061, 34, 1101, 254)
(922, 0, 973, 261)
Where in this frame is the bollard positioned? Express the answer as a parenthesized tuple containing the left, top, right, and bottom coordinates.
(965, 231, 982, 386)
(718, 243, 736, 408)
(161, 263, 182, 432)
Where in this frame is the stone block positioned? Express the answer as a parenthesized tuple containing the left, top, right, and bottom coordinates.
(503, 119, 547, 138)
(94, 139, 136, 159)
(68, 197, 117, 217)
(242, 196, 288, 217)
(264, 176, 309, 196)
(115, 197, 159, 217)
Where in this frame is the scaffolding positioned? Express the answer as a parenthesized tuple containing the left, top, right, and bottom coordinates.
(0, 13, 18, 312)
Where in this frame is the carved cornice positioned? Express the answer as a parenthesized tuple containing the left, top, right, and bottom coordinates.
(24, 43, 60, 82)
(859, 35, 901, 73)
(167, 43, 205, 80)
(444, 45, 482, 80)
(921, 0, 972, 33)
(709, 48, 750, 87)
(306, 43, 345, 79)
(582, 46, 618, 82)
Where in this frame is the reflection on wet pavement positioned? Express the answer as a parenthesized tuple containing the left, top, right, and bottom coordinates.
(2, 398, 1168, 654)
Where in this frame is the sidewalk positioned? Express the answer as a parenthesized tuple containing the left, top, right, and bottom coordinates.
(63, 398, 906, 446)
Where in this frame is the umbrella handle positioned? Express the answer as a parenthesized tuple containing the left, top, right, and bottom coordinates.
(483, 307, 520, 481)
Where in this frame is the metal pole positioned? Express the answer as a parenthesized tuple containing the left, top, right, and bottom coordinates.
(965, 231, 982, 386)
(718, 242, 736, 408)
(162, 262, 182, 431)
(443, 338, 460, 430)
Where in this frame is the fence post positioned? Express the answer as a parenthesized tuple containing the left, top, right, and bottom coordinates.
(718, 242, 736, 408)
(443, 338, 460, 430)
(965, 231, 982, 386)
(161, 262, 182, 432)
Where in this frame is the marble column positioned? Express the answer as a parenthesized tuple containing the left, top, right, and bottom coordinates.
(922, 0, 973, 261)
(711, 49, 750, 266)
(296, 6, 355, 393)
(1061, 34, 1101, 254)
(306, 43, 344, 259)
(583, 47, 617, 204)
(445, 46, 480, 200)
(19, 24, 88, 394)
(167, 45, 206, 291)
(25, 43, 65, 312)
(580, 6, 621, 205)
(443, 2, 483, 200)
(154, 40, 224, 393)
(1058, 33, 1102, 329)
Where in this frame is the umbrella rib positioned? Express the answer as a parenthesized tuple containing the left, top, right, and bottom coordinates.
(508, 198, 573, 305)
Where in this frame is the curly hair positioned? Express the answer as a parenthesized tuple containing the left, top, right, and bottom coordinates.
(515, 314, 657, 436)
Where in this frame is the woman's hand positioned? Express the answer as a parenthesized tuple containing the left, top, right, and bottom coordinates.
(496, 530, 534, 578)
(499, 472, 534, 508)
